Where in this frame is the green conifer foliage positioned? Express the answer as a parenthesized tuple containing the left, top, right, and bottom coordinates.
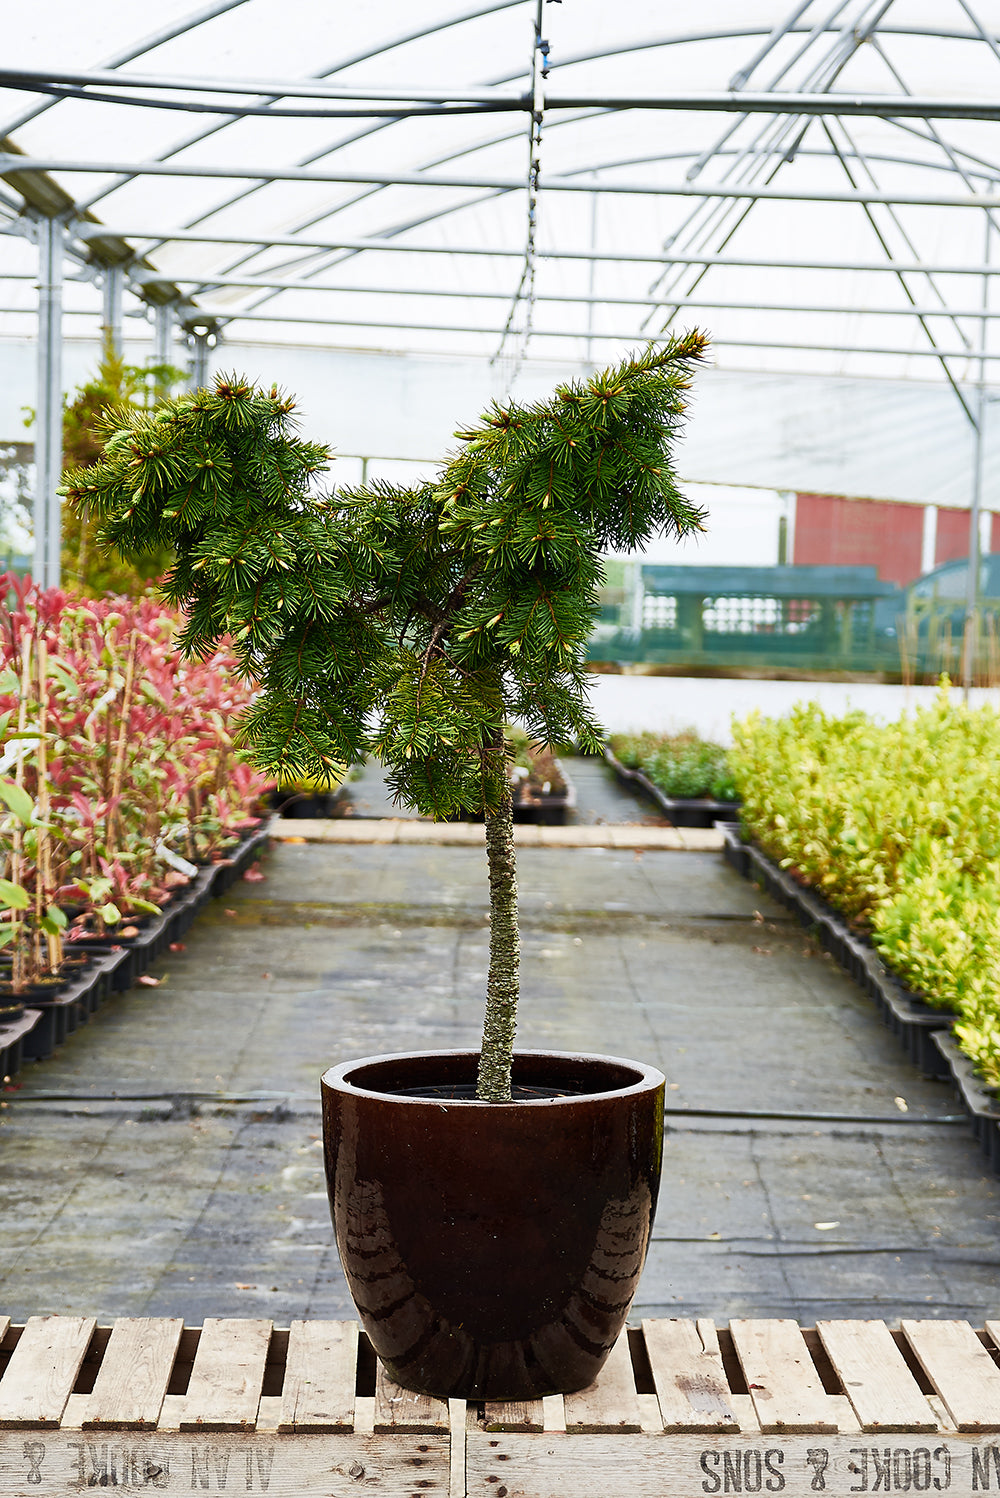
(61, 337, 185, 596)
(61, 334, 707, 1099)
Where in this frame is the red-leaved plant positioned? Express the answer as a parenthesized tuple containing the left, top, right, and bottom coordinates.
(0, 575, 272, 992)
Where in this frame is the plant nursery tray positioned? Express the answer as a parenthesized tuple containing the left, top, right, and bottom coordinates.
(20, 949, 132, 1062)
(62, 824, 271, 992)
(3, 1314, 1000, 1498)
(66, 898, 193, 993)
(4, 825, 271, 1078)
(0, 1007, 43, 1083)
(441, 762, 578, 826)
(205, 822, 272, 895)
(719, 825, 953, 1079)
(272, 788, 347, 819)
(512, 764, 577, 825)
(603, 745, 740, 828)
(931, 1030, 1000, 1174)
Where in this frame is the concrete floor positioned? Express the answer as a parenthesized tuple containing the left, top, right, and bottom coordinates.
(332, 750, 666, 826)
(1, 779, 998, 1328)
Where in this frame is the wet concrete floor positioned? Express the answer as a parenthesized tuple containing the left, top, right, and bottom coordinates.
(1, 771, 998, 1328)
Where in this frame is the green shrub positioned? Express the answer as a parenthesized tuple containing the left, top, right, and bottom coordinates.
(609, 729, 736, 800)
(954, 985, 1000, 1089)
(729, 684, 1000, 1085)
(606, 731, 662, 770)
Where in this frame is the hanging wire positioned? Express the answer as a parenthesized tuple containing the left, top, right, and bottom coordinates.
(492, 0, 548, 391)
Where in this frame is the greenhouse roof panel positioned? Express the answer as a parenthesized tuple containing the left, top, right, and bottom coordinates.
(1, 0, 1000, 383)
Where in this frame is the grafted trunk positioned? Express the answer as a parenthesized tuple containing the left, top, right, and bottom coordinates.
(476, 764, 520, 1102)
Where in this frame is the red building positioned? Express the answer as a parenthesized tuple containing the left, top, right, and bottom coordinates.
(793, 493, 1000, 586)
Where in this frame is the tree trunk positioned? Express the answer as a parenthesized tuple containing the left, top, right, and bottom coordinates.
(476, 760, 520, 1102)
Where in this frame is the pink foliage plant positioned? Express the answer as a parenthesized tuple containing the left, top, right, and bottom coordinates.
(0, 575, 272, 984)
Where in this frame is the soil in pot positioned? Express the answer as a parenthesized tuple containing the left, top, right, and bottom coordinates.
(0, 975, 66, 1002)
(65, 925, 141, 950)
(321, 1048, 665, 1401)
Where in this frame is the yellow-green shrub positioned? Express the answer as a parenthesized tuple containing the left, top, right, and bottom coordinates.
(729, 685, 1000, 1085)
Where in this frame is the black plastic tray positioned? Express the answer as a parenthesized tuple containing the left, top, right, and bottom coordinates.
(0, 1007, 44, 1082)
(724, 828, 1000, 1174)
(931, 1031, 1000, 1173)
(205, 823, 271, 895)
(719, 821, 752, 879)
(603, 746, 739, 828)
(20, 948, 127, 1061)
(4, 824, 270, 1075)
(722, 826, 953, 1079)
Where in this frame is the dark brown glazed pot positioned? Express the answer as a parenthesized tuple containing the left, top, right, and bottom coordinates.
(320, 1048, 665, 1400)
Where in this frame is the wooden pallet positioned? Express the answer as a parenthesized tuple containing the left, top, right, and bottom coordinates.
(2, 1316, 1000, 1497)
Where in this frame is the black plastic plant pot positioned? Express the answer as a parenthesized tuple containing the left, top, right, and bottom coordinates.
(601, 746, 738, 828)
(320, 1048, 665, 1401)
(512, 792, 573, 825)
(661, 796, 741, 829)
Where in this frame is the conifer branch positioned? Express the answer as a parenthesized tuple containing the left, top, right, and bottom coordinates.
(61, 333, 708, 1101)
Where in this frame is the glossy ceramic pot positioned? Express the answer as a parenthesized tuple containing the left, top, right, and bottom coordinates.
(320, 1048, 665, 1400)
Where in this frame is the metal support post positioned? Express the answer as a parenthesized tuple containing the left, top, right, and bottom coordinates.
(34, 214, 64, 590)
(102, 262, 124, 357)
(151, 303, 177, 399)
(921, 505, 938, 574)
(963, 214, 991, 695)
(584, 174, 598, 368)
(963, 383, 987, 694)
(154, 303, 175, 369)
(629, 561, 645, 635)
(188, 327, 212, 391)
(780, 491, 797, 565)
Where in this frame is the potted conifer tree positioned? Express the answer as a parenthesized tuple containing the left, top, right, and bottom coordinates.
(62, 333, 708, 1400)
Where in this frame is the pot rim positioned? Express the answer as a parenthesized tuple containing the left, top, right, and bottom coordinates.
(321, 1047, 665, 1107)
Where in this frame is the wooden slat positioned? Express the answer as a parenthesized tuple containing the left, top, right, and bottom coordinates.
(467, 1431, 969, 1498)
(449, 1399, 467, 1498)
(926, 1393, 951, 1427)
(0, 1316, 95, 1428)
(984, 1321, 1000, 1367)
(373, 1365, 449, 1433)
(730, 1318, 838, 1433)
(902, 1320, 1000, 1431)
(82, 1317, 184, 1429)
(256, 1395, 282, 1431)
(982, 1324, 1000, 1378)
(564, 1335, 642, 1433)
(179, 1319, 272, 1431)
(60, 1392, 89, 1427)
(353, 1394, 375, 1435)
(542, 1395, 566, 1432)
(827, 1393, 863, 1433)
(158, 1393, 186, 1429)
(481, 1398, 544, 1432)
(642, 1318, 740, 1432)
(818, 1319, 937, 1432)
(730, 1393, 761, 1434)
(637, 1392, 662, 1431)
(278, 1319, 357, 1432)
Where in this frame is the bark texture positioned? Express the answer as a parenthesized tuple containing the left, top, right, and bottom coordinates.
(476, 768, 520, 1102)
